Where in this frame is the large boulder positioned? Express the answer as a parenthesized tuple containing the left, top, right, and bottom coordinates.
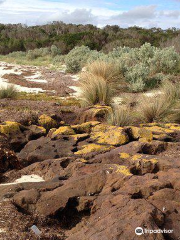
(91, 124, 129, 146)
(18, 136, 76, 166)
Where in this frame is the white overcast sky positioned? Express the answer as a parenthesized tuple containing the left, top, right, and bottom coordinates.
(0, 0, 180, 28)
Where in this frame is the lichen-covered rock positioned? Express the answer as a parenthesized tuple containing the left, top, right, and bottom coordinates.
(0, 121, 21, 136)
(71, 133, 89, 142)
(38, 114, 58, 130)
(72, 121, 100, 134)
(91, 124, 129, 146)
(129, 154, 159, 175)
(109, 164, 132, 176)
(74, 143, 113, 155)
(78, 105, 112, 122)
(129, 126, 153, 142)
(51, 126, 75, 139)
(28, 125, 46, 138)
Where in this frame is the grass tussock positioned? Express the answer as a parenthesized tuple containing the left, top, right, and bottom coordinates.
(107, 106, 134, 127)
(0, 85, 19, 99)
(86, 61, 121, 84)
(80, 74, 113, 107)
(138, 81, 180, 122)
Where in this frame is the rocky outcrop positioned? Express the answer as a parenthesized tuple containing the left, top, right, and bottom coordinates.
(0, 121, 180, 239)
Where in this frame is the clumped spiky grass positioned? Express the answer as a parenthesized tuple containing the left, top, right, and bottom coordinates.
(86, 61, 121, 84)
(80, 74, 113, 107)
(138, 80, 180, 123)
(0, 85, 19, 99)
(107, 106, 134, 127)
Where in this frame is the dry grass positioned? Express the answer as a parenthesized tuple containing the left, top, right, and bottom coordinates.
(86, 61, 121, 84)
(107, 106, 134, 127)
(138, 81, 180, 122)
(80, 74, 113, 107)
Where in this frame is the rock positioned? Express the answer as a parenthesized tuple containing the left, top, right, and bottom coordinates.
(13, 189, 40, 213)
(38, 114, 58, 130)
(18, 136, 76, 166)
(91, 124, 129, 146)
(74, 143, 113, 155)
(0, 148, 20, 173)
(117, 140, 167, 155)
(78, 105, 112, 122)
(0, 121, 21, 136)
(26, 125, 46, 139)
(72, 121, 100, 134)
(19, 157, 77, 181)
(128, 126, 153, 142)
(51, 126, 75, 139)
(71, 133, 89, 142)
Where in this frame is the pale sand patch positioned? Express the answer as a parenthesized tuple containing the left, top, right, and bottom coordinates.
(71, 75, 80, 81)
(0, 62, 45, 93)
(69, 86, 82, 97)
(0, 229, 6, 233)
(144, 90, 162, 97)
(0, 175, 44, 186)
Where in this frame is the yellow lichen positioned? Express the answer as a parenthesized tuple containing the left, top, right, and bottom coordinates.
(91, 124, 129, 146)
(129, 127, 153, 142)
(110, 164, 132, 176)
(0, 121, 21, 136)
(51, 126, 75, 139)
(79, 158, 88, 163)
(119, 153, 130, 159)
(169, 126, 180, 131)
(131, 154, 142, 161)
(38, 114, 57, 129)
(144, 126, 174, 134)
(74, 143, 113, 155)
(71, 133, 89, 141)
(72, 121, 100, 134)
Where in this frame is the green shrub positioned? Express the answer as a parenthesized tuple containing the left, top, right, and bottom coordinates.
(8, 51, 26, 58)
(0, 85, 18, 99)
(125, 63, 149, 92)
(65, 46, 91, 72)
(66, 58, 81, 73)
(52, 55, 65, 65)
(51, 45, 61, 57)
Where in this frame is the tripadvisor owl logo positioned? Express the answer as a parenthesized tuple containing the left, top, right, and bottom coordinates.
(135, 227, 173, 235)
(135, 227, 144, 235)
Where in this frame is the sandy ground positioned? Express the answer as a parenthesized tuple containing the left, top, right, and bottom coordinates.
(0, 62, 78, 96)
(0, 174, 44, 186)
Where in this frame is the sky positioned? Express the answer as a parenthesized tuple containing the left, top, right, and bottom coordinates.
(0, 0, 180, 29)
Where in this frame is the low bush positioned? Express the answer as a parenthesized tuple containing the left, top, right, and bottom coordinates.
(51, 45, 61, 57)
(65, 46, 91, 73)
(66, 58, 81, 73)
